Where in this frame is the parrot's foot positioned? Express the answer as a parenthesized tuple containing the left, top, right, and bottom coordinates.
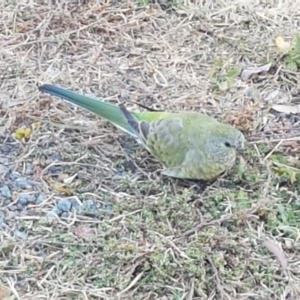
(176, 179, 208, 194)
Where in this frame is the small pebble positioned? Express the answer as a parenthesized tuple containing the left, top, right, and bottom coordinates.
(3, 199, 11, 206)
(36, 194, 45, 204)
(0, 185, 12, 198)
(25, 164, 34, 175)
(289, 115, 300, 124)
(0, 157, 10, 165)
(0, 210, 6, 226)
(57, 199, 72, 212)
(61, 212, 69, 218)
(9, 171, 20, 181)
(14, 230, 27, 240)
(0, 144, 20, 156)
(17, 204, 24, 211)
(18, 194, 36, 205)
(46, 207, 61, 219)
(20, 209, 29, 215)
(18, 196, 28, 205)
(8, 205, 18, 211)
(27, 194, 37, 203)
(51, 206, 62, 215)
(14, 178, 39, 188)
(5, 135, 15, 143)
(104, 204, 113, 211)
(0, 165, 9, 174)
(0, 220, 6, 228)
(0, 210, 6, 219)
(71, 200, 84, 213)
(48, 166, 63, 175)
(51, 153, 62, 161)
(15, 281, 26, 289)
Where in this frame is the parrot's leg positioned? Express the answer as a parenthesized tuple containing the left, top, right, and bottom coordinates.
(162, 165, 213, 192)
(177, 179, 209, 194)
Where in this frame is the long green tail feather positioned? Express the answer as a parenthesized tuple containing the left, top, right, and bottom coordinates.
(38, 84, 136, 136)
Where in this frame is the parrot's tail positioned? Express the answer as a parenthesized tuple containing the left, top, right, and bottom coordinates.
(38, 84, 136, 136)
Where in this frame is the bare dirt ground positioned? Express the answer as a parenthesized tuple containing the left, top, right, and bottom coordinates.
(1, 0, 300, 299)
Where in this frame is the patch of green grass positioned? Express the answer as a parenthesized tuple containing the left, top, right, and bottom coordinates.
(285, 34, 300, 71)
(209, 57, 240, 92)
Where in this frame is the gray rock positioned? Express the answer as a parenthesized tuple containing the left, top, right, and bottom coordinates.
(3, 199, 11, 206)
(0, 185, 11, 198)
(14, 178, 39, 188)
(0, 165, 9, 175)
(51, 206, 62, 215)
(0, 158, 9, 165)
(0, 210, 6, 219)
(27, 194, 37, 203)
(9, 171, 20, 180)
(18, 194, 36, 205)
(14, 230, 27, 240)
(20, 209, 29, 215)
(70, 200, 84, 213)
(8, 205, 18, 211)
(17, 203, 24, 210)
(61, 212, 69, 218)
(18, 197, 28, 205)
(36, 194, 45, 204)
(46, 207, 61, 219)
(48, 166, 63, 174)
(51, 153, 62, 161)
(25, 164, 34, 175)
(104, 204, 113, 211)
(57, 199, 72, 212)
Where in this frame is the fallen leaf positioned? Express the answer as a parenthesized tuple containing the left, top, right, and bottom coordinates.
(0, 283, 11, 300)
(53, 183, 73, 195)
(262, 240, 288, 270)
(49, 179, 73, 196)
(13, 127, 32, 141)
(241, 63, 272, 81)
(265, 89, 289, 103)
(74, 226, 95, 240)
(271, 104, 300, 114)
(275, 36, 291, 53)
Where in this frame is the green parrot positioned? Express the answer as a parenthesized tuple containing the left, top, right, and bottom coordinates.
(38, 84, 245, 180)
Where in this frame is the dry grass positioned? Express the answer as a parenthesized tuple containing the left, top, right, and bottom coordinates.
(1, 0, 300, 299)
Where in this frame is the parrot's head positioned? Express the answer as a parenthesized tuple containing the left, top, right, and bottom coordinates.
(211, 126, 245, 166)
(223, 128, 245, 155)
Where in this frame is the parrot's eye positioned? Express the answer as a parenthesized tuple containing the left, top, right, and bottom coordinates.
(224, 142, 231, 147)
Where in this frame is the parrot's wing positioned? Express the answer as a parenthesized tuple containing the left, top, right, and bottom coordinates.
(119, 104, 151, 146)
(119, 105, 191, 169)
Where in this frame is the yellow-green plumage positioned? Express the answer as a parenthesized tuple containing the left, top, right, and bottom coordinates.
(38, 84, 245, 180)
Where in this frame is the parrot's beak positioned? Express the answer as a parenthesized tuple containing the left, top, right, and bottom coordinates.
(236, 146, 244, 155)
